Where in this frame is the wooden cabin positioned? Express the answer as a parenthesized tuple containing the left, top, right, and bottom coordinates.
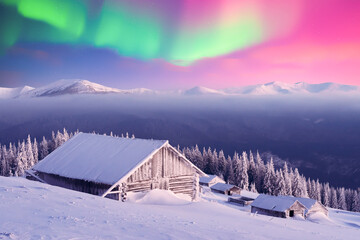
(278, 196, 329, 217)
(210, 183, 241, 196)
(251, 194, 306, 218)
(27, 133, 206, 201)
(199, 174, 225, 187)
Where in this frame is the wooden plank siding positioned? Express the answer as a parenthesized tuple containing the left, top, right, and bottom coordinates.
(37, 172, 116, 199)
(125, 146, 198, 199)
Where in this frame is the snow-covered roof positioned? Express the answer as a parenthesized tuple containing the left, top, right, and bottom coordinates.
(199, 175, 223, 184)
(33, 133, 168, 185)
(210, 183, 239, 192)
(240, 190, 259, 199)
(278, 196, 317, 210)
(251, 194, 306, 212)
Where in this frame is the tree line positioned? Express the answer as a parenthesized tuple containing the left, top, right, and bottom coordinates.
(0, 129, 359, 212)
(181, 145, 360, 212)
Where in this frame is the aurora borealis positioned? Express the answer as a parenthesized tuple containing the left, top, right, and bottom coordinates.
(0, 0, 360, 88)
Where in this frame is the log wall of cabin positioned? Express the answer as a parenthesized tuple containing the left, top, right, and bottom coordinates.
(251, 207, 286, 218)
(126, 146, 197, 198)
(37, 172, 118, 199)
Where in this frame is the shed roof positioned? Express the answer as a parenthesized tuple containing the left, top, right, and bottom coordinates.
(210, 183, 239, 192)
(33, 133, 168, 185)
(251, 194, 306, 212)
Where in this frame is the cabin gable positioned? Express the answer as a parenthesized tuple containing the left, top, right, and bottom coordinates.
(124, 145, 199, 198)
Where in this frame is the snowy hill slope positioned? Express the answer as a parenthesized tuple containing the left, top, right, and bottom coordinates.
(0, 86, 34, 99)
(0, 177, 359, 239)
(20, 79, 154, 97)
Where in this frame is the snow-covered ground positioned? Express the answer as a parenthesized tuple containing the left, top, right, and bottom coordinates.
(0, 177, 359, 240)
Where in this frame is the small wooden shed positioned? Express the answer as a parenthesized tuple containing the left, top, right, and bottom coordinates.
(28, 133, 206, 201)
(210, 183, 241, 196)
(228, 196, 255, 206)
(251, 194, 306, 218)
(199, 174, 225, 187)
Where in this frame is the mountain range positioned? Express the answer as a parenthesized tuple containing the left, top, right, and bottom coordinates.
(0, 79, 359, 99)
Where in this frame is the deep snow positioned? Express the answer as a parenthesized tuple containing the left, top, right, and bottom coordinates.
(0, 177, 359, 239)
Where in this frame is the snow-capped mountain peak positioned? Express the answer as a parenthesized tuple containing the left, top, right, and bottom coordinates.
(18, 79, 155, 97)
(183, 86, 226, 96)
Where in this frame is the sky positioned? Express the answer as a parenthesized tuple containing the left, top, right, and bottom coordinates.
(0, 0, 360, 89)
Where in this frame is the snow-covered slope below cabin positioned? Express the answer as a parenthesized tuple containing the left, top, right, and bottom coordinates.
(0, 86, 34, 99)
(21, 79, 155, 97)
(0, 177, 359, 239)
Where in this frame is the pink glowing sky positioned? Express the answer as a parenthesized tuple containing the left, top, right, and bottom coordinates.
(0, 0, 359, 89)
(163, 0, 360, 89)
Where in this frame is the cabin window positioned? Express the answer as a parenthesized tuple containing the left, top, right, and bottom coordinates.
(289, 210, 294, 217)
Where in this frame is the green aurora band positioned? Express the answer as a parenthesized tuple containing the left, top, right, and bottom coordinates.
(0, 0, 267, 65)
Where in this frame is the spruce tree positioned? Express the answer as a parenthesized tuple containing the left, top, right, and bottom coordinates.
(232, 152, 241, 186)
(292, 168, 303, 197)
(322, 183, 330, 207)
(331, 188, 338, 209)
(263, 159, 275, 194)
(283, 162, 292, 196)
(225, 156, 234, 184)
(338, 188, 347, 210)
(26, 135, 35, 167)
(255, 151, 266, 193)
(33, 138, 39, 165)
(39, 137, 49, 160)
(218, 150, 226, 177)
(239, 152, 249, 190)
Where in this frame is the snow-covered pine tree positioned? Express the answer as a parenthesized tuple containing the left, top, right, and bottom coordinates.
(292, 168, 303, 197)
(15, 141, 27, 176)
(247, 151, 256, 186)
(63, 128, 70, 142)
(25, 135, 35, 167)
(301, 175, 309, 198)
(337, 187, 347, 210)
(39, 137, 49, 160)
(239, 152, 249, 190)
(315, 179, 322, 202)
(255, 151, 266, 193)
(218, 150, 226, 178)
(330, 188, 338, 209)
(275, 169, 287, 196)
(225, 156, 234, 184)
(307, 179, 314, 199)
(354, 191, 360, 212)
(232, 152, 241, 186)
(263, 158, 275, 194)
(33, 138, 38, 165)
(7, 143, 15, 176)
(322, 183, 330, 207)
(193, 145, 204, 170)
(283, 162, 292, 196)
(0, 145, 8, 176)
(211, 149, 219, 175)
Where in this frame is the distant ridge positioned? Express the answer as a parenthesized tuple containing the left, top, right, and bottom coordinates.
(0, 80, 359, 99)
